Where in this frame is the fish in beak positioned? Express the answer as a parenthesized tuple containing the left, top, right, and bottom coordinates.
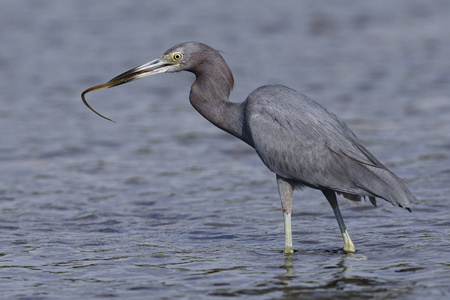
(81, 57, 178, 122)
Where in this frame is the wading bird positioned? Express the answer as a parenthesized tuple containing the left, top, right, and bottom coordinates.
(82, 42, 415, 253)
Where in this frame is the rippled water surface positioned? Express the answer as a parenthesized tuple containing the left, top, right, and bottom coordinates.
(1, 1, 449, 299)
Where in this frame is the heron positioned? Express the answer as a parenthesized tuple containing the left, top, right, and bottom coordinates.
(82, 42, 415, 253)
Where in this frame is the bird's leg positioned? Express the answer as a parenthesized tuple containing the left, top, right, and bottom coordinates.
(283, 211, 293, 254)
(322, 189, 355, 253)
(277, 175, 294, 254)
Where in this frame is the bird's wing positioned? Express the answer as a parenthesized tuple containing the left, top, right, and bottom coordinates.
(245, 85, 414, 208)
(247, 95, 369, 191)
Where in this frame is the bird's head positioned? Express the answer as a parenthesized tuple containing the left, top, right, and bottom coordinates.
(81, 42, 229, 122)
(106, 44, 189, 86)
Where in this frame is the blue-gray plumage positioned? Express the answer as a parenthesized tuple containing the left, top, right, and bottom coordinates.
(82, 42, 416, 253)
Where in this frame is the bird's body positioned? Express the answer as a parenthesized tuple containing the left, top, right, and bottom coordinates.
(244, 85, 413, 207)
(82, 42, 416, 253)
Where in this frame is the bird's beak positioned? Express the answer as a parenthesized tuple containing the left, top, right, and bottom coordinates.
(81, 58, 175, 122)
(107, 58, 175, 87)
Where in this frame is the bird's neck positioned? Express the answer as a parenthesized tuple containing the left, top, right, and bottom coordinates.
(189, 73, 251, 146)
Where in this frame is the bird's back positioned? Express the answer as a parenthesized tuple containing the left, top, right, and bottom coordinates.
(244, 84, 415, 210)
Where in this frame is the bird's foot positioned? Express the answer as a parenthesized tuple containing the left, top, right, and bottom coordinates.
(342, 230, 355, 253)
(343, 244, 355, 253)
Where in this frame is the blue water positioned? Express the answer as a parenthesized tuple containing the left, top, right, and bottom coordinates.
(0, 1, 449, 299)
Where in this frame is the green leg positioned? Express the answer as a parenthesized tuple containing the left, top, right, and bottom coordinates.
(277, 175, 294, 254)
(322, 189, 355, 253)
(332, 205, 355, 253)
(283, 212, 294, 254)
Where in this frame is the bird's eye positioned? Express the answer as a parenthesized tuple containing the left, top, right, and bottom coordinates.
(172, 52, 183, 61)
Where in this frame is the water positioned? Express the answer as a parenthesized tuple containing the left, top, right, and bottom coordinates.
(1, 0, 449, 299)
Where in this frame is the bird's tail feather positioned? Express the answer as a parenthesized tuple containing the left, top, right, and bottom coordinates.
(355, 164, 415, 211)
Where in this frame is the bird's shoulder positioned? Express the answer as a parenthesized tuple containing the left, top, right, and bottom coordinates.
(245, 84, 344, 139)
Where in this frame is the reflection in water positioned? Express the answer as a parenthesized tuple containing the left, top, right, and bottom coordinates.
(275, 252, 377, 298)
(280, 253, 295, 279)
